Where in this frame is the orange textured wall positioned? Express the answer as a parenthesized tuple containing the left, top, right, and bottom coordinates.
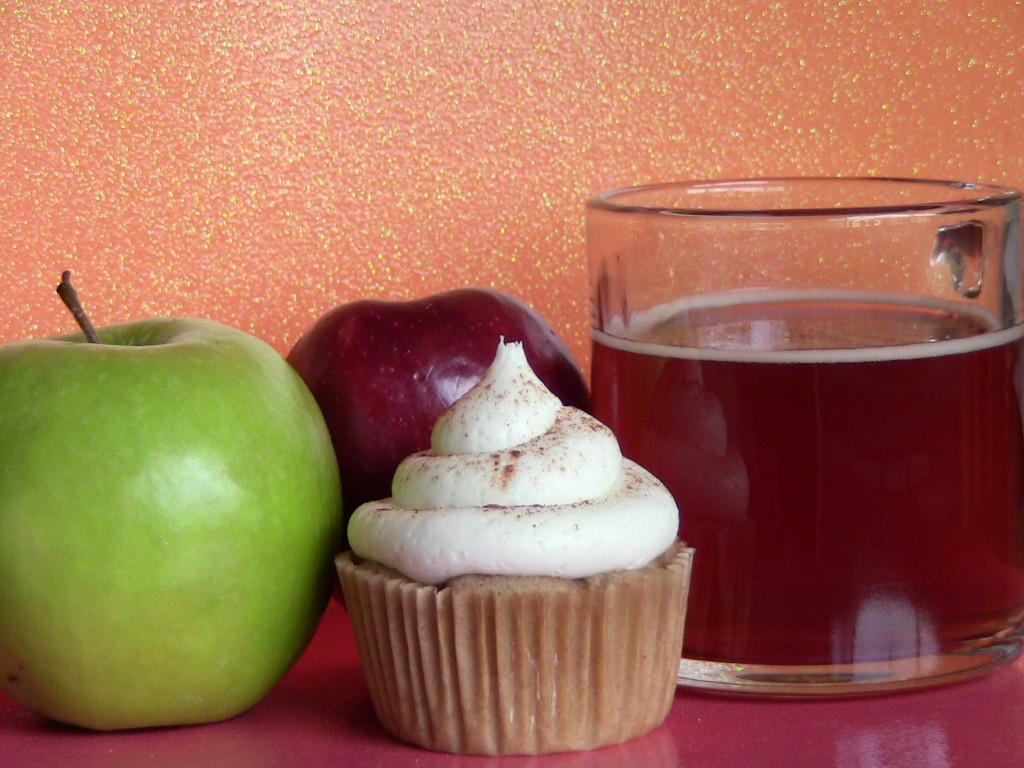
(2, 0, 1022, 375)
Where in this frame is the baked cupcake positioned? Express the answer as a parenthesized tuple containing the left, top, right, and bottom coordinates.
(336, 341, 692, 755)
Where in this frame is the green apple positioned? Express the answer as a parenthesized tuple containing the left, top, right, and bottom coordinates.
(0, 317, 343, 730)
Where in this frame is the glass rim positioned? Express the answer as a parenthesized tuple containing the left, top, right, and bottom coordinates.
(587, 176, 1023, 218)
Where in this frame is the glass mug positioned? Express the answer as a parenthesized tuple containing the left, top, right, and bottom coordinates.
(586, 178, 1024, 696)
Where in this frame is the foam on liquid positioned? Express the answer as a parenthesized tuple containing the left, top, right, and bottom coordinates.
(595, 289, 1024, 364)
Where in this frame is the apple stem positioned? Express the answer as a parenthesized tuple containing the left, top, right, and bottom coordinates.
(56, 271, 102, 344)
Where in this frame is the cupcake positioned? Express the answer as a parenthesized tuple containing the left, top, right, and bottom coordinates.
(336, 340, 693, 755)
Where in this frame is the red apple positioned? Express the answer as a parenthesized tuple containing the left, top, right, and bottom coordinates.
(287, 288, 590, 550)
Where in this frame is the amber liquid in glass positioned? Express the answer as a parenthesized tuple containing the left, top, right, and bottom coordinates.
(592, 294, 1024, 666)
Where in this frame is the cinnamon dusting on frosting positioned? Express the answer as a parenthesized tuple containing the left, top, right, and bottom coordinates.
(347, 340, 680, 584)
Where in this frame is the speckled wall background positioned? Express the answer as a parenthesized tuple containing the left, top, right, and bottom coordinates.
(2, 0, 1022, 374)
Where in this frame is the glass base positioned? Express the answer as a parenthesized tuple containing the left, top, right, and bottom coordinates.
(677, 639, 1024, 697)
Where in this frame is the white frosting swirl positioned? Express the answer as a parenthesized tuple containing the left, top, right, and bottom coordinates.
(347, 341, 680, 585)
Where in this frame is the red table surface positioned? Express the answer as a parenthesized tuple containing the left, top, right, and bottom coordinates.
(3, 601, 1023, 768)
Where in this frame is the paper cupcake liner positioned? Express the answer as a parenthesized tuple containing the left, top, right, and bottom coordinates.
(336, 541, 693, 756)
